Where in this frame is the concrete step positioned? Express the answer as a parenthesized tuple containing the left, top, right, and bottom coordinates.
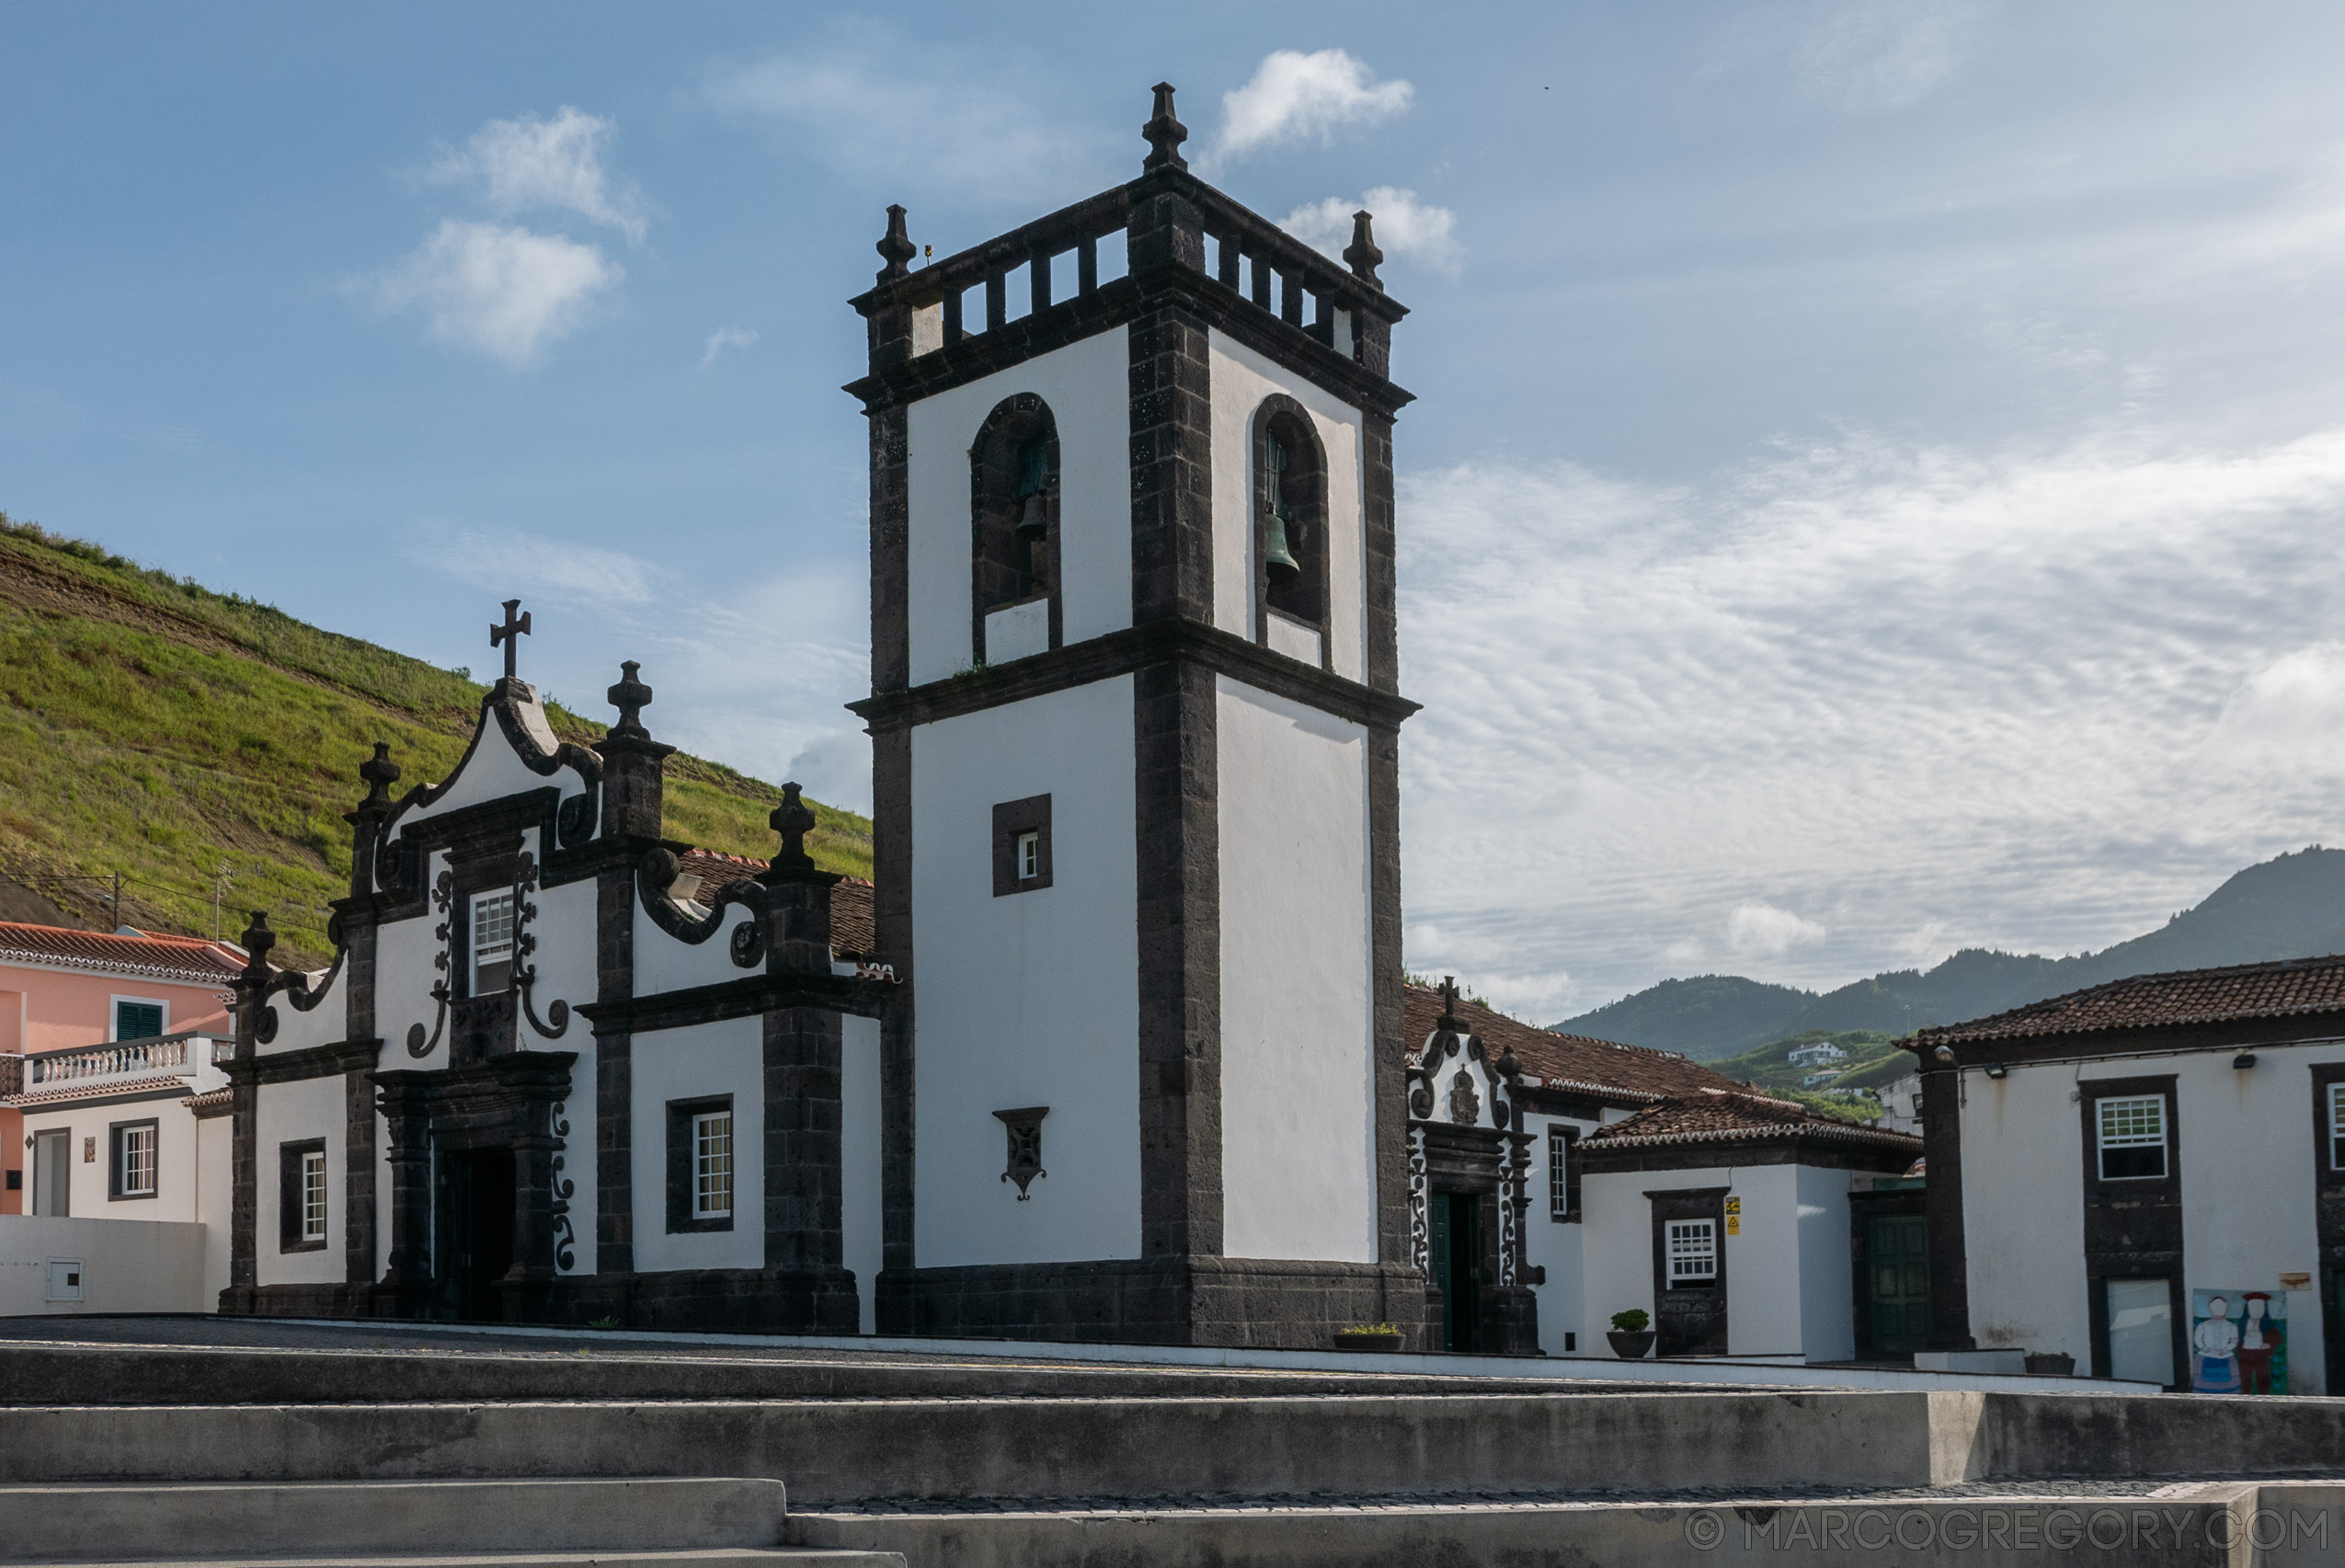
(0, 1479, 791, 1563)
(789, 1481, 2345, 1567)
(13, 1557, 898, 1568)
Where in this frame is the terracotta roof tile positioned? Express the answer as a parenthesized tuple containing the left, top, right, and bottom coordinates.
(1402, 984, 1746, 1104)
(0, 921, 244, 987)
(1585, 1089, 1923, 1152)
(1911, 953, 2345, 1049)
(1, 1073, 197, 1109)
(675, 853, 877, 959)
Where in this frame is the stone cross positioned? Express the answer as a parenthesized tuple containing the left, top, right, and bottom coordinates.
(1438, 974, 1461, 1023)
(490, 599, 532, 682)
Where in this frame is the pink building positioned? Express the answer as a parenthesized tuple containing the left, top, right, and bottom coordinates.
(0, 922, 243, 1214)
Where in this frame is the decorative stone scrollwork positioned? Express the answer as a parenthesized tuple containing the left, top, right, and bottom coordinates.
(729, 919, 766, 969)
(994, 1106, 1048, 1199)
(512, 851, 571, 1041)
(1447, 1069, 1480, 1127)
(549, 1101, 577, 1273)
(1406, 1127, 1430, 1273)
(1408, 1070, 1434, 1120)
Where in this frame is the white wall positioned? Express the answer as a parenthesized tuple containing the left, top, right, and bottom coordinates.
(374, 851, 451, 1070)
(197, 1113, 230, 1307)
(634, 902, 761, 997)
(384, 690, 590, 833)
(842, 1013, 883, 1333)
(1582, 1162, 1841, 1358)
(1960, 1043, 2341, 1391)
(631, 1016, 765, 1274)
(905, 330, 1133, 686)
(909, 676, 1141, 1267)
(257, 1074, 345, 1287)
(19, 1094, 204, 1224)
(1207, 331, 1366, 681)
(1217, 681, 1374, 1262)
(1522, 1114, 1601, 1351)
(0, 1214, 208, 1314)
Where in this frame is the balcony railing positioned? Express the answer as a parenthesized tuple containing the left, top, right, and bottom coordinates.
(0, 1056, 17, 1096)
(26, 1034, 198, 1087)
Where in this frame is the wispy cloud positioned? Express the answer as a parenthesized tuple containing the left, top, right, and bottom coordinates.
(427, 107, 647, 244)
(1795, 1, 1973, 112)
(363, 220, 621, 368)
(1207, 49, 1413, 168)
(1280, 187, 1462, 274)
(1398, 423, 2345, 1018)
(406, 521, 660, 607)
(699, 326, 758, 370)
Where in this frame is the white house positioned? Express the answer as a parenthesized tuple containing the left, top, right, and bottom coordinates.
(1911, 955, 2345, 1392)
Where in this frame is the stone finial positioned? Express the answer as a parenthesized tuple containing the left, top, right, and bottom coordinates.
(876, 203, 916, 282)
(1437, 974, 1461, 1027)
(1344, 211, 1384, 289)
(607, 660, 654, 739)
(1497, 1043, 1523, 1081)
(1142, 82, 1188, 171)
(770, 781, 818, 870)
(358, 741, 401, 811)
(238, 910, 276, 974)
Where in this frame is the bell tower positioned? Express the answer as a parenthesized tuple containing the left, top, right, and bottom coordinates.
(847, 84, 1428, 1347)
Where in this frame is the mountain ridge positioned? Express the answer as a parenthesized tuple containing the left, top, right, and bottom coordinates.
(1555, 846, 2345, 1059)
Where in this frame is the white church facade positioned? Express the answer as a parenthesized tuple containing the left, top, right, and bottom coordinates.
(208, 86, 1468, 1349)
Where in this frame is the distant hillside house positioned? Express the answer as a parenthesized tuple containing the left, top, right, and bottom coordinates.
(1909, 956, 2345, 1392)
(1786, 1041, 1848, 1069)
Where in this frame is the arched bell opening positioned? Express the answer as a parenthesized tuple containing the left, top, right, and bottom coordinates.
(968, 394, 1061, 667)
(1251, 397, 1329, 666)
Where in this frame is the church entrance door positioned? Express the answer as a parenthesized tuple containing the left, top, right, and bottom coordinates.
(1429, 1190, 1484, 1354)
(452, 1149, 517, 1322)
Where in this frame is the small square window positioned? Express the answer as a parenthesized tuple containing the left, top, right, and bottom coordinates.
(472, 893, 516, 995)
(991, 795, 1053, 897)
(2097, 1094, 2168, 1181)
(1666, 1219, 1717, 1284)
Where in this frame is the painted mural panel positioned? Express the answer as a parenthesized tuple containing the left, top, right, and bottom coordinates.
(2190, 1288, 2287, 1394)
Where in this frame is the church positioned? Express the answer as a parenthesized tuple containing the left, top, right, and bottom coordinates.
(215, 85, 1481, 1351)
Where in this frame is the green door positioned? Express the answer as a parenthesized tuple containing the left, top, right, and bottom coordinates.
(1866, 1215, 1930, 1356)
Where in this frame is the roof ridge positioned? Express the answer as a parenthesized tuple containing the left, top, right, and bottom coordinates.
(1910, 950, 2345, 1040)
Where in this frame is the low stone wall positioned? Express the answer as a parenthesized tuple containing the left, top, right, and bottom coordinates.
(0, 1216, 206, 1315)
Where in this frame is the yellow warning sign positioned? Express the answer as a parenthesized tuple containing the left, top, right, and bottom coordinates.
(1724, 1196, 1741, 1216)
(1726, 1217, 1741, 1236)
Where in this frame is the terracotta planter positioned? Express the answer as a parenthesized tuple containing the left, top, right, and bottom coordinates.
(2023, 1352, 2075, 1376)
(1333, 1331, 1402, 1353)
(1607, 1330, 1655, 1359)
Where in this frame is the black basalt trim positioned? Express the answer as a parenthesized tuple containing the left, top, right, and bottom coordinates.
(577, 971, 897, 1036)
(1918, 1059, 1973, 1351)
(228, 1038, 383, 1087)
(2078, 1072, 2186, 1387)
(848, 620, 1419, 735)
(869, 405, 910, 694)
(870, 724, 916, 1326)
(1369, 725, 1410, 1268)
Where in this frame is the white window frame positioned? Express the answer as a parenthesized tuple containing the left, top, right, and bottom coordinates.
(471, 892, 516, 996)
(109, 995, 168, 1043)
(116, 1123, 157, 1198)
(2096, 1094, 2168, 1181)
(693, 1110, 734, 1220)
(1016, 830, 1041, 882)
(2329, 1082, 2345, 1172)
(1666, 1219, 1718, 1284)
(1547, 1125, 1578, 1222)
(301, 1148, 328, 1242)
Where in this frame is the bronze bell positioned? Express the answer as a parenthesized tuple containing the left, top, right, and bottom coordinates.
(1015, 489, 1048, 543)
(1262, 505, 1301, 583)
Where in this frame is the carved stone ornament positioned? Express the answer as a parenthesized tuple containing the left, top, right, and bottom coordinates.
(1448, 1069, 1481, 1127)
(994, 1106, 1048, 1199)
(729, 919, 766, 969)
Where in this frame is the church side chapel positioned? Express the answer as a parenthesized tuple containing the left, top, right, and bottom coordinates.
(214, 84, 1583, 1351)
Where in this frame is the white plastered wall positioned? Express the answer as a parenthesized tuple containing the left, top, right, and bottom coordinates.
(18, 1096, 203, 1224)
(374, 849, 451, 1070)
(1523, 1113, 1602, 1351)
(197, 1112, 231, 1305)
(631, 1016, 765, 1274)
(256, 1074, 344, 1287)
(842, 1012, 883, 1333)
(904, 329, 1133, 686)
(1218, 678, 1375, 1262)
(383, 692, 590, 834)
(527, 876, 600, 1270)
(1795, 1163, 1856, 1362)
(909, 676, 1141, 1267)
(1960, 1045, 2339, 1390)
(1582, 1162, 1824, 1357)
(1207, 331, 1366, 681)
(635, 903, 761, 997)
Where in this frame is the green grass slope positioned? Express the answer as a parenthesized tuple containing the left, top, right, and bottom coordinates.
(0, 515, 870, 968)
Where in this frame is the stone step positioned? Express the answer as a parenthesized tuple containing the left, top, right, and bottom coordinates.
(0, 1479, 792, 1563)
(14, 1557, 898, 1568)
(788, 1482, 2345, 1567)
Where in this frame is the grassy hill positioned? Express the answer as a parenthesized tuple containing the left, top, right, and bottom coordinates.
(0, 514, 870, 968)
(1556, 846, 2345, 1059)
(1704, 1029, 1906, 1122)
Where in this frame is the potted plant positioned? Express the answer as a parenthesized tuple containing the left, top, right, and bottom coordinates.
(1607, 1310, 1654, 1359)
(1333, 1322, 1402, 1352)
(2023, 1351, 2076, 1376)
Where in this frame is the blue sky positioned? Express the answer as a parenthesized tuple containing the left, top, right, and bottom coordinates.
(9, 4, 2345, 1019)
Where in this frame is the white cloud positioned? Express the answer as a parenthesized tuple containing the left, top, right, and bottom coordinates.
(1795, 1, 1972, 113)
(700, 326, 758, 370)
(1395, 423, 2345, 1017)
(406, 521, 659, 608)
(1209, 49, 1413, 166)
(366, 220, 620, 368)
(1727, 902, 1829, 957)
(1280, 187, 1462, 274)
(429, 108, 646, 243)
